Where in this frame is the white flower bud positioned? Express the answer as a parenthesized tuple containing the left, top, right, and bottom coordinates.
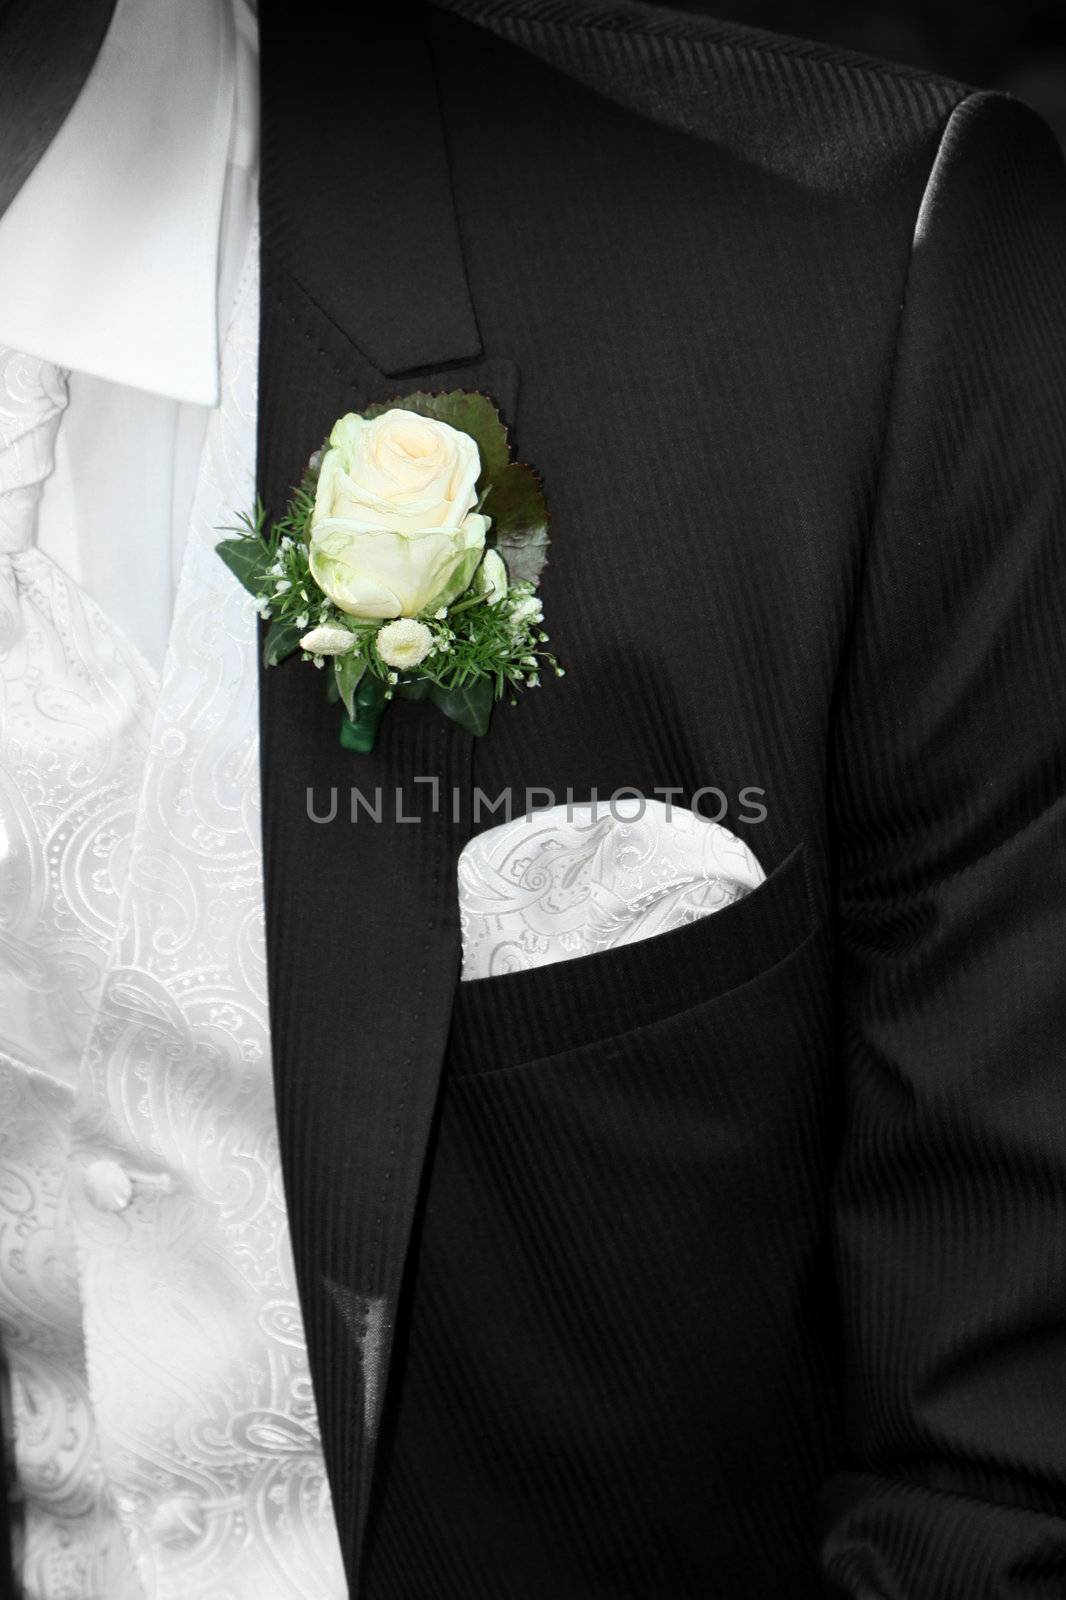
(299, 624, 354, 656)
(475, 549, 508, 605)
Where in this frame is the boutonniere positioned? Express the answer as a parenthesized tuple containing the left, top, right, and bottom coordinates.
(217, 393, 561, 752)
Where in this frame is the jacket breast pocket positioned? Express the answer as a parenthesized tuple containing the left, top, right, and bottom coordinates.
(447, 841, 817, 1079)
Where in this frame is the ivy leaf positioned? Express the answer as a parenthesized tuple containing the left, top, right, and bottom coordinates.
(487, 462, 550, 586)
(216, 537, 273, 596)
(263, 619, 302, 667)
(333, 653, 366, 718)
(429, 677, 494, 737)
(362, 391, 510, 495)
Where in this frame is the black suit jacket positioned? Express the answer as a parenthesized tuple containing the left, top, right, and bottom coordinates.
(258, 4, 1066, 1593)
(7, 1, 1065, 1596)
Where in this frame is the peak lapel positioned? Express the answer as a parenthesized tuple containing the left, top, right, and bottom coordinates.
(260, 0, 482, 378)
(258, 4, 519, 1587)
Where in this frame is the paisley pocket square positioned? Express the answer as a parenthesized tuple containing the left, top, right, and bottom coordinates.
(458, 799, 765, 981)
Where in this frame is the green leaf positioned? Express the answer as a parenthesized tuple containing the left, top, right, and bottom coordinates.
(429, 677, 494, 737)
(333, 653, 366, 718)
(488, 461, 550, 586)
(361, 390, 510, 495)
(216, 537, 273, 596)
(263, 619, 302, 667)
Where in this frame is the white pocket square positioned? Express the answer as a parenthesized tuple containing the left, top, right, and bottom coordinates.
(458, 799, 765, 981)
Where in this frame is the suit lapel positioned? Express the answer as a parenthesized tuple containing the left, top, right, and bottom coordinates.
(259, 0, 482, 378)
(0, 0, 117, 218)
(258, 4, 518, 1586)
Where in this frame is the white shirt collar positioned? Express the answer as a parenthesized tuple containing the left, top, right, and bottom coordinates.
(0, 0, 257, 407)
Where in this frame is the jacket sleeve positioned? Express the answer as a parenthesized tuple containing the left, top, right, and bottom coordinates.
(821, 89, 1066, 1597)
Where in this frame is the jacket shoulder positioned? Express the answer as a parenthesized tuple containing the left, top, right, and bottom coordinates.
(431, 0, 976, 194)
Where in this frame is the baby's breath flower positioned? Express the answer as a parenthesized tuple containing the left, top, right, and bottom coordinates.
(510, 596, 543, 628)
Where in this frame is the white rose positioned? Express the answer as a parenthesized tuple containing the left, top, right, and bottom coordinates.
(475, 548, 508, 605)
(310, 516, 487, 621)
(316, 410, 480, 532)
(376, 618, 434, 670)
(309, 409, 487, 619)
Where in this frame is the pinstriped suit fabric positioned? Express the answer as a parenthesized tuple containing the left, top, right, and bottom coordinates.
(256, 2, 1066, 1593)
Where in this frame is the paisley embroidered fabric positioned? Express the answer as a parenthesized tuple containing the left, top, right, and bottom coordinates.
(0, 240, 345, 1598)
(458, 799, 765, 980)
